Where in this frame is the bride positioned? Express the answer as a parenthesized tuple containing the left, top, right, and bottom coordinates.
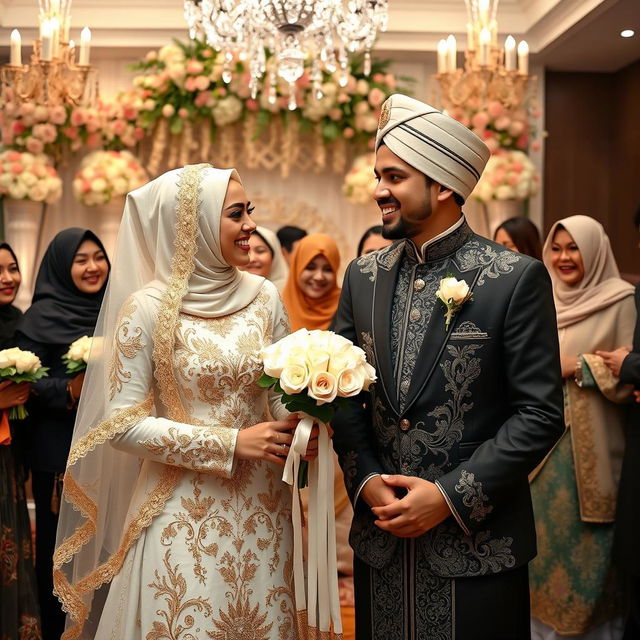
(53, 164, 317, 639)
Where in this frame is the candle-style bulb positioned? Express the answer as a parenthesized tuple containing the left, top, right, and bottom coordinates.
(479, 28, 491, 66)
(10, 29, 22, 66)
(79, 26, 91, 66)
(41, 19, 53, 62)
(446, 34, 457, 72)
(504, 35, 516, 71)
(437, 38, 448, 74)
(517, 40, 529, 75)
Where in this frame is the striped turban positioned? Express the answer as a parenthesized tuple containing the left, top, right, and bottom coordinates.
(375, 94, 490, 202)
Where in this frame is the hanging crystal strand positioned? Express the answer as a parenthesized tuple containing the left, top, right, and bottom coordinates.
(338, 45, 349, 87)
(288, 81, 297, 110)
(222, 49, 233, 83)
(363, 50, 371, 76)
(311, 58, 323, 99)
(267, 69, 277, 104)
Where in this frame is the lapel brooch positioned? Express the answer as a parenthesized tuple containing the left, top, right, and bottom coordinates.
(436, 276, 472, 330)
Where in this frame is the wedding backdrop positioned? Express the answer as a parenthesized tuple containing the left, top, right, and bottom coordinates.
(0, 0, 554, 308)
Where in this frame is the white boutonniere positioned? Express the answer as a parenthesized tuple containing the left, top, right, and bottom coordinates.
(436, 276, 472, 330)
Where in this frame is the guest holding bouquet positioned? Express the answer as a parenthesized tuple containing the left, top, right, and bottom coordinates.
(16, 228, 110, 640)
(531, 215, 636, 638)
(0, 242, 42, 639)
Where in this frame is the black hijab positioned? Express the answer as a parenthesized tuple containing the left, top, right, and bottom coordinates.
(18, 228, 110, 344)
(0, 242, 23, 348)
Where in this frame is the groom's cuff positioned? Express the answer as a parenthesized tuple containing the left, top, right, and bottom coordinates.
(354, 473, 381, 506)
(435, 479, 471, 536)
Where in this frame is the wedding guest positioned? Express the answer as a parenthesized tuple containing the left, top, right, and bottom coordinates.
(16, 228, 110, 640)
(282, 233, 341, 332)
(0, 242, 42, 640)
(531, 215, 636, 639)
(53, 165, 317, 639)
(277, 224, 307, 265)
(238, 225, 289, 291)
(493, 216, 543, 260)
(356, 225, 392, 257)
(599, 207, 640, 639)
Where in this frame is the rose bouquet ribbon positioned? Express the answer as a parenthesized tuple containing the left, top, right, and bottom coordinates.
(259, 329, 376, 638)
(0, 347, 49, 427)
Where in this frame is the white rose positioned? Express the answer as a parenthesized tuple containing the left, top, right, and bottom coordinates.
(28, 182, 48, 202)
(308, 371, 338, 405)
(307, 330, 332, 352)
(306, 346, 330, 374)
(8, 183, 27, 200)
(14, 351, 41, 374)
(336, 367, 366, 397)
(0, 350, 13, 368)
(20, 172, 37, 188)
(436, 277, 470, 305)
(280, 363, 310, 396)
(359, 362, 377, 390)
(495, 185, 515, 200)
(261, 343, 286, 378)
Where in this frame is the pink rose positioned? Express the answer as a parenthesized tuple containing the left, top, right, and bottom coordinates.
(11, 121, 26, 136)
(495, 115, 511, 130)
(516, 133, 529, 149)
(123, 106, 137, 120)
(337, 93, 349, 104)
(26, 137, 44, 154)
(10, 162, 24, 174)
(2, 129, 14, 145)
(471, 111, 490, 130)
(145, 50, 158, 62)
(343, 127, 355, 139)
(161, 104, 175, 118)
(508, 121, 524, 137)
(372, 73, 384, 83)
(134, 127, 145, 140)
(178, 107, 189, 118)
(6, 151, 22, 162)
(202, 49, 212, 59)
(508, 174, 519, 186)
(86, 132, 101, 149)
(194, 75, 210, 91)
(531, 140, 541, 152)
(184, 77, 197, 92)
(246, 99, 259, 112)
(194, 92, 209, 108)
(186, 59, 204, 75)
(487, 101, 504, 119)
(70, 109, 87, 126)
(511, 161, 524, 173)
(61, 126, 79, 140)
(112, 119, 127, 136)
(217, 87, 227, 97)
(34, 123, 57, 143)
(32, 163, 47, 178)
(368, 87, 386, 108)
(49, 105, 67, 125)
(384, 74, 396, 89)
(18, 103, 35, 117)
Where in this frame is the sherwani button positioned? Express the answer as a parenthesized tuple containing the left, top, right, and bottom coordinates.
(414, 279, 425, 291)
(400, 418, 411, 431)
(409, 308, 421, 322)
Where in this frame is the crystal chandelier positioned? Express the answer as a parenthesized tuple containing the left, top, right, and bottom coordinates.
(435, 0, 532, 112)
(183, 0, 388, 108)
(1, 0, 97, 107)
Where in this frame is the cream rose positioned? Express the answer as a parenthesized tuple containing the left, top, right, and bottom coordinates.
(306, 346, 330, 374)
(359, 362, 377, 390)
(308, 371, 338, 405)
(336, 367, 366, 397)
(436, 277, 470, 305)
(280, 363, 310, 396)
(0, 350, 13, 369)
(14, 351, 41, 374)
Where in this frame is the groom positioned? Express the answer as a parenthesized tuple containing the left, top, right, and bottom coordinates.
(332, 94, 564, 639)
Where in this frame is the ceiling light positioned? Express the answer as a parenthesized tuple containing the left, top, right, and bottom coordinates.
(620, 29, 635, 38)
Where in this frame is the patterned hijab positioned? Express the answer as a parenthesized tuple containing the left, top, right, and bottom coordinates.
(282, 233, 341, 331)
(542, 215, 634, 329)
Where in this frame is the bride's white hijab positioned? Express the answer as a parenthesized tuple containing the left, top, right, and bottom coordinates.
(53, 164, 264, 640)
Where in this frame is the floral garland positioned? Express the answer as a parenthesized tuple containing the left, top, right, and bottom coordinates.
(129, 39, 403, 146)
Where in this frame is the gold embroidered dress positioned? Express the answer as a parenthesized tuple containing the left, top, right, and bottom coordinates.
(53, 165, 299, 640)
(93, 284, 295, 639)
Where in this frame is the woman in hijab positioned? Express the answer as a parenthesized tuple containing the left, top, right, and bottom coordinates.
(530, 215, 636, 639)
(16, 228, 110, 640)
(0, 243, 42, 639)
(238, 225, 289, 291)
(53, 165, 320, 640)
(282, 233, 341, 332)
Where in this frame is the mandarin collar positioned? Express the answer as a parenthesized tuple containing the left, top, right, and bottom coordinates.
(405, 215, 472, 264)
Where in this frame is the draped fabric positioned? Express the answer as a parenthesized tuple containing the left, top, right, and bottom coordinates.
(53, 164, 267, 639)
(18, 229, 109, 344)
(282, 233, 341, 331)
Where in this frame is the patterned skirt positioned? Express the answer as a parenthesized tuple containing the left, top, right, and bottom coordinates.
(530, 431, 624, 635)
(0, 443, 42, 639)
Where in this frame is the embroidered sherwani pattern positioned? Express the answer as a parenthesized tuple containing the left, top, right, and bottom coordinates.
(93, 283, 297, 640)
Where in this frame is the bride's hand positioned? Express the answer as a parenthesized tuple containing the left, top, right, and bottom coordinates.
(235, 419, 298, 467)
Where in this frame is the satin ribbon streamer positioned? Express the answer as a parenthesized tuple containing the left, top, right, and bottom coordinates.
(283, 414, 343, 637)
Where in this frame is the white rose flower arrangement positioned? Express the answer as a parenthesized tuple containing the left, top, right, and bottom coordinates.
(0, 347, 49, 419)
(0, 150, 63, 204)
(471, 149, 539, 204)
(436, 276, 472, 329)
(63, 336, 100, 374)
(342, 153, 376, 205)
(73, 150, 149, 206)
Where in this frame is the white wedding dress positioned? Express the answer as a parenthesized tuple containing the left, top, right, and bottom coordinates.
(94, 281, 298, 640)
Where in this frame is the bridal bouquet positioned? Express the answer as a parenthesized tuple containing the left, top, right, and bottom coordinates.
(0, 347, 49, 419)
(62, 336, 97, 374)
(258, 328, 376, 638)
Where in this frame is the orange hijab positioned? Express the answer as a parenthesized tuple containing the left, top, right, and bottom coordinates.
(282, 233, 341, 331)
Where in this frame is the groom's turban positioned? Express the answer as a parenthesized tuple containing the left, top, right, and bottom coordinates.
(376, 94, 490, 202)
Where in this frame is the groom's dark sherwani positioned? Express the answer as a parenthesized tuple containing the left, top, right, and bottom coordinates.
(332, 217, 564, 639)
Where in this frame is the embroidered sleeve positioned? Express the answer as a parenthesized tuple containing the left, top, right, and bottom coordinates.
(107, 292, 237, 478)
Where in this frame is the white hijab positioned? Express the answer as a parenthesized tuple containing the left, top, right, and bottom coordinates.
(254, 225, 289, 292)
(119, 165, 264, 317)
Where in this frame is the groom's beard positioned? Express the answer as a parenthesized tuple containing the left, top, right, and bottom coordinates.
(381, 200, 433, 241)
